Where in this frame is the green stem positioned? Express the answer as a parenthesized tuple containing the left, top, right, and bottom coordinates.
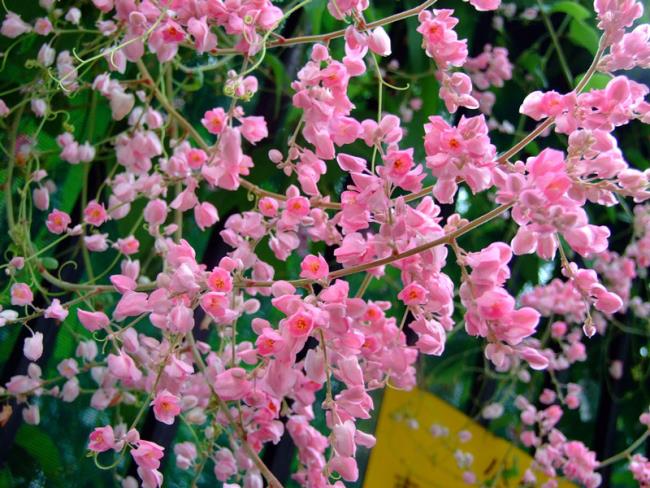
(537, 0, 573, 86)
(598, 430, 650, 468)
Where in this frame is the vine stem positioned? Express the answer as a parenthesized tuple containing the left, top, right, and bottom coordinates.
(241, 202, 514, 288)
(537, 0, 573, 86)
(598, 429, 650, 468)
(187, 333, 284, 488)
(213, 0, 438, 55)
(5, 103, 25, 233)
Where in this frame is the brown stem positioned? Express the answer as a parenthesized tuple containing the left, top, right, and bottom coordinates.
(213, 0, 437, 55)
(241, 202, 514, 288)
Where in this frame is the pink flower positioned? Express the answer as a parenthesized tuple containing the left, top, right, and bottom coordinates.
(593, 290, 623, 314)
(33, 187, 50, 210)
(186, 149, 207, 170)
(0, 99, 8, 117)
(151, 390, 181, 425)
(300, 254, 329, 280)
(107, 349, 142, 383)
(88, 426, 115, 453)
(131, 440, 165, 470)
(92, 0, 114, 13)
(187, 16, 217, 54)
(368, 27, 391, 56)
(439, 72, 479, 113)
(137, 467, 163, 488)
(174, 442, 197, 470)
(469, 0, 500, 11)
(11, 283, 33, 306)
(77, 309, 110, 331)
(65, 8, 81, 25)
(143, 199, 168, 226)
(168, 304, 194, 334)
(240, 116, 268, 144)
(214, 368, 251, 401)
(113, 291, 149, 321)
(285, 311, 314, 337)
(200, 292, 235, 324)
(417, 10, 468, 68)
(34, 18, 53, 36)
(398, 283, 428, 306)
(83, 201, 108, 226)
(46, 209, 71, 234)
(23, 332, 44, 361)
(116, 236, 140, 255)
(285, 196, 310, 218)
(1, 12, 31, 38)
(207, 267, 233, 292)
(332, 421, 356, 457)
(256, 328, 285, 356)
(44, 299, 69, 321)
(213, 448, 237, 481)
(194, 202, 219, 230)
(201, 108, 227, 135)
(258, 197, 279, 217)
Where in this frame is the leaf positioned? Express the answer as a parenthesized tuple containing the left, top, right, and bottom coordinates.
(574, 71, 612, 91)
(265, 54, 287, 119)
(518, 51, 548, 88)
(41, 257, 59, 270)
(15, 424, 63, 481)
(568, 18, 600, 54)
(550, 1, 591, 20)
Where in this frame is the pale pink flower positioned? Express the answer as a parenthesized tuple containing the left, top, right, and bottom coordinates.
(77, 309, 109, 331)
(201, 108, 227, 135)
(194, 202, 219, 230)
(131, 440, 164, 470)
(1, 12, 31, 38)
(44, 299, 68, 321)
(84, 201, 108, 226)
(46, 209, 71, 234)
(24, 332, 44, 361)
(151, 390, 181, 425)
(300, 254, 329, 280)
(11, 283, 34, 306)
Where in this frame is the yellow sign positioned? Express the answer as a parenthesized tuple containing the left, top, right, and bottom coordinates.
(364, 388, 575, 488)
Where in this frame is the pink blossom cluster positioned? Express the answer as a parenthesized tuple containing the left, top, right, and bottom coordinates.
(424, 114, 496, 202)
(459, 242, 546, 370)
(465, 44, 513, 115)
(516, 394, 602, 488)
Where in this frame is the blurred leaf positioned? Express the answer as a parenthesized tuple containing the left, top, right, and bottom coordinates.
(15, 424, 63, 481)
(550, 1, 591, 20)
(266, 54, 287, 119)
(41, 257, 59, 270)
(574, 71, 611, 91)
(518, 51, 548, 88)
(568, 18, 600, 54)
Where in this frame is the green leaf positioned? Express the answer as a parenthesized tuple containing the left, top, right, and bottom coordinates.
(518, 51, 548, 88)
(15, 424, 63, 481)
(568, 18, 600, 54)
(574, 71, 612, 91)
(41, 257, 59, 270)
(265, 54, 287, 120)
(551, 1, 591, 21)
